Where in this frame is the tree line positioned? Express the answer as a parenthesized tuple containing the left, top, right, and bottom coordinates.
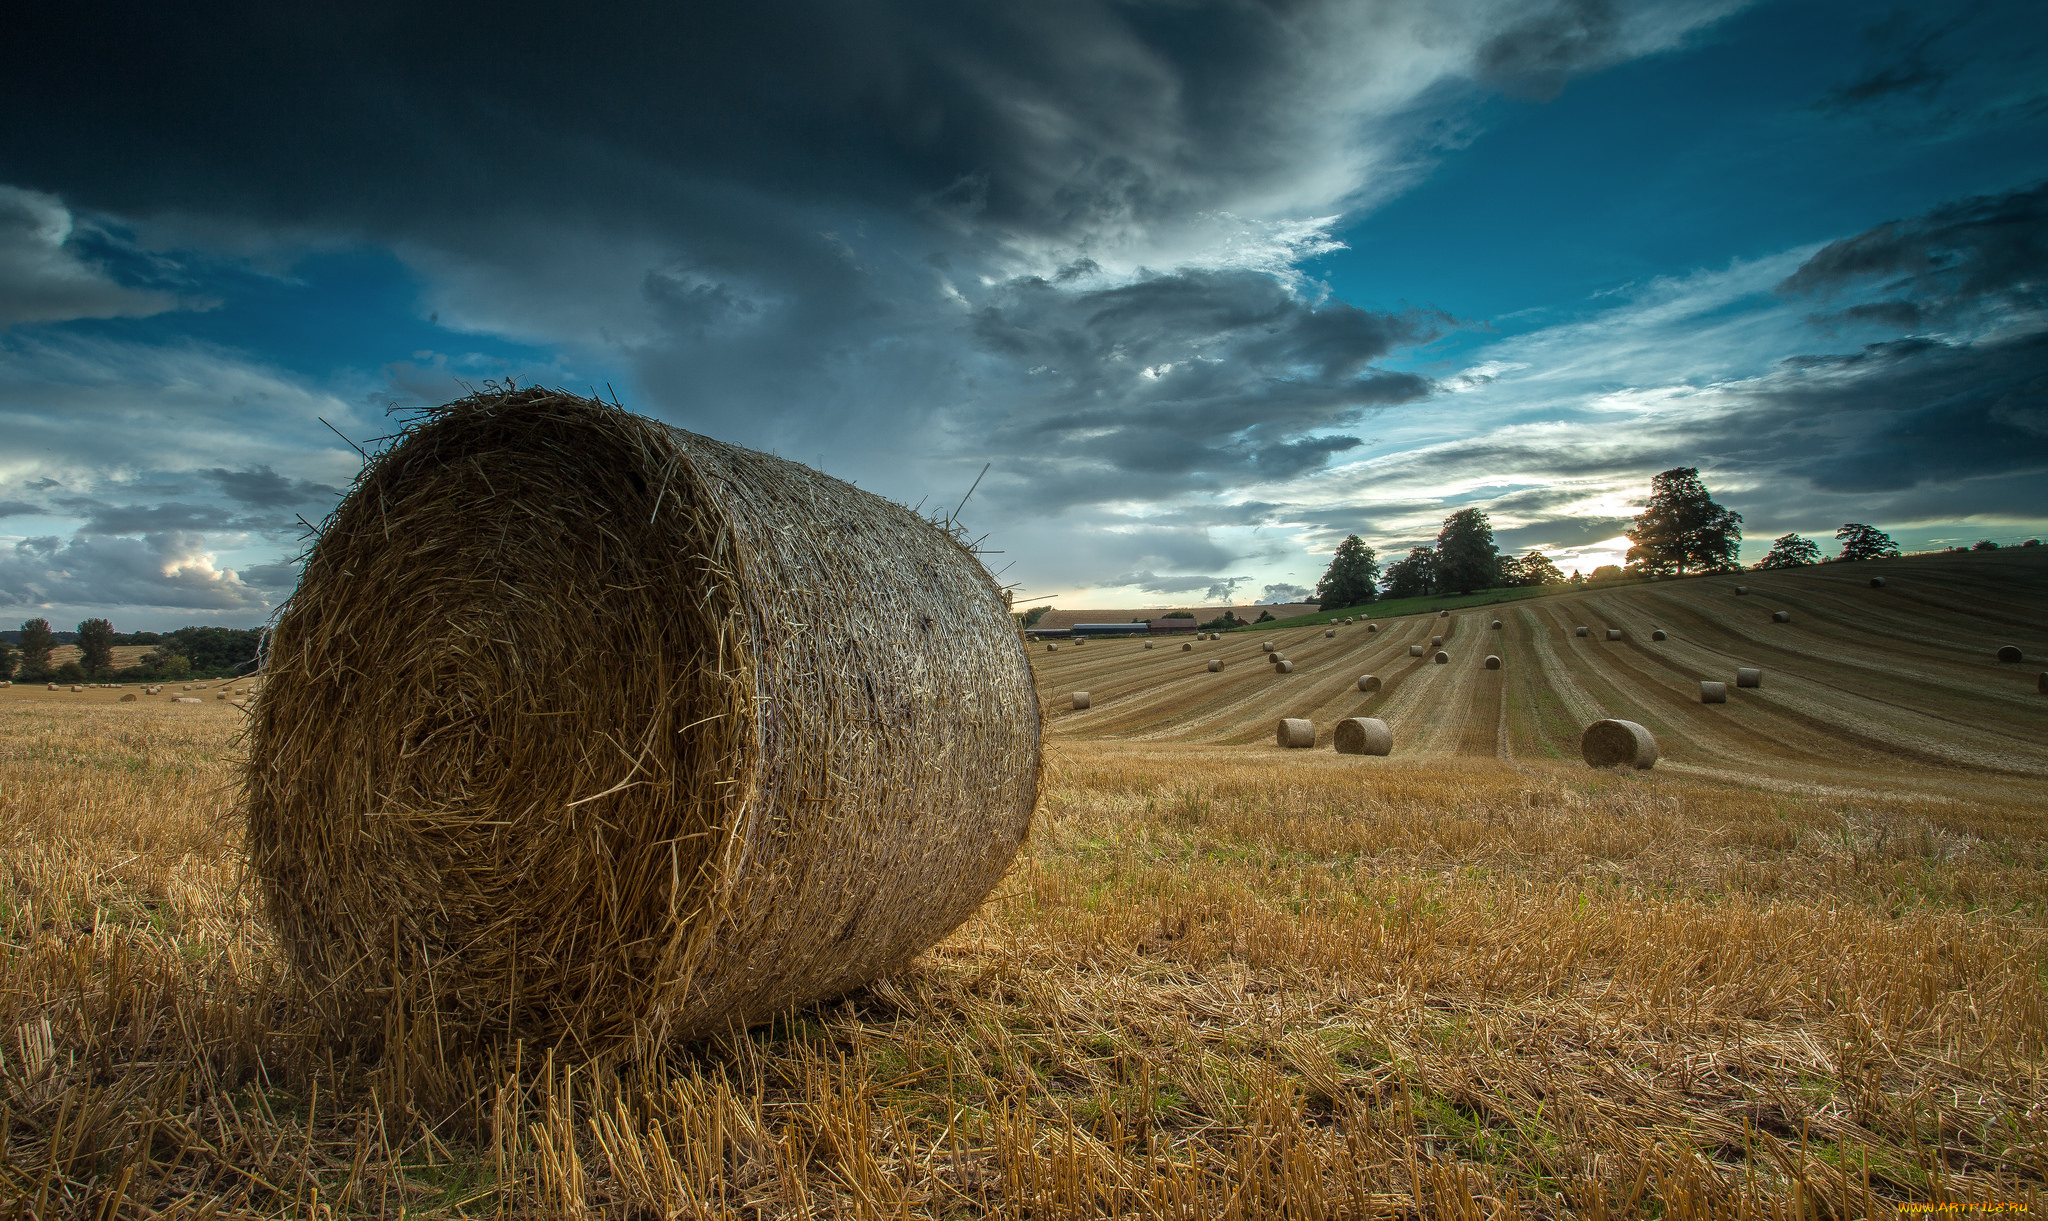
(0, 618, 263, 684)
(1310, 466, 1988, 611)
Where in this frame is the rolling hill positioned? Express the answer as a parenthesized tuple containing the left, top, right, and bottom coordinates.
(1030, 548, 2048, 797)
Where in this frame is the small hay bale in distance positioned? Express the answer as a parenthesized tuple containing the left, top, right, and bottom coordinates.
(1735, 585, 1749, 596)
(1997, 645, 2023, 663)
(1736, 667, 1762, 688)
(119, 692, 137, 702)
(1651, 629, 1667, 641)
(1324, 628, 1336, 638)
(1580, 719, 1657, 770)
(244, 388, 1039, 1051)
(1275, 660, 1295, 673)
(1333, 717, 1392, 756)
(1046, 642, 1058, 652)
(1409, 644, 1425, 657)
(1484, 655, 1501, 670)
(1430, 635, 1443, 646)
(1700, 680, 1728, 703)
(1433, 651, 1449, 664)
(1208, 659, 1224, 672)
(1357, 674, 1381, 692)
(1367, 623, 1379, 633)
(1262, 640, 1276, 653)
(172, 696, 202, 704)
(1439, 610, 1449, 618)
(1276, 717, 1315, 748)
(1772, 610, 1791, 623)
(1870, 576, 1886, 588)
(1575, 626, 1588, 637)
(1144, 641, 1154, 649)
(2038, 671, 2047, 694)
(1181, 642, 1192, 651)
(1070, 692, 1090, 710)
(1606, 629, 1622, 641)
(1491, 619, 1502, 630)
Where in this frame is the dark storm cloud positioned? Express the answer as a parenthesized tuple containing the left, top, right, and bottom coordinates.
(0, 532, 270, 612)
(1474, 0, 1624, 100)
(1779, 181, 2048, 328)
(1817, 8, 1959, 111)
(0, 501, 45, 517)
(1105, 571, 1249, 602)
(55, 499, 247, 536)
(201, 465, 341, 508)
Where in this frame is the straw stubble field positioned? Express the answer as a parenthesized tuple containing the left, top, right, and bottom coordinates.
(3, 551, 2046, 1218)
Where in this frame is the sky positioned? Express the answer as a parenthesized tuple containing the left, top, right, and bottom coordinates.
(2, 0, 2045, 629)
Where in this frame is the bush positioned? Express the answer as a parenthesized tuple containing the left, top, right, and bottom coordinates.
(55, 660, 87, 684)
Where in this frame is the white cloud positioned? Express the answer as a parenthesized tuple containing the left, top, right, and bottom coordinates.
(0, 186, 182, 327)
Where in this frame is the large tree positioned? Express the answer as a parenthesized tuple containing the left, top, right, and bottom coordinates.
(1434, 508, 1500, 594)
(1314, 536, 1380, 608)
(1754, 533, 1821, 569)
(76, 617, 115, 677)
(0, 634, 15, 681)
(1835, 523, 1899, 561)
(1626, 467, 1742, 576)
(1380, 547, 1437, 599)
(15, 618, 55, 681)
(1502, 551, 1565, 587)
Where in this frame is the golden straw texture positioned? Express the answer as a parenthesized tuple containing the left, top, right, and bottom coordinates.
(244, 388, 1040, 1055)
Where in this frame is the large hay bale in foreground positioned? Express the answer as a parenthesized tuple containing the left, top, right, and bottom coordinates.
(1333, 717, 1391, 755)
(244, 389, 1039, 1051)
(1997, 645, 2023, 663)
(1276, 718, 1314, 748)
(1580, 719, 1657, 769)
(1736, 667, 1761, 688)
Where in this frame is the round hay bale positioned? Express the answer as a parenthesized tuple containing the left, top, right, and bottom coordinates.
(1046, 642, 1059, 652)
(1439, 610, 1449, 618)
(1367, 623, 1378, 633)
(1333, 717, 1391, 755)
(1997, 645, 2023, 663)
(1269, 652, 1287, 665)
(1490, 620, 1502, 630)
(1262, 641, 1276, 653)
(1772, 610, 1790, 623)
(1484, 655, 1501, 670)
(1651, 629, 1667, 641)
(1356, 674, 1381, 692)
(1735, 585, 1749, 596)
(1181, 642, 1193, 651)
(1344, 616, 1354, 624)
(1207, 659, 1223, 672)
(119, 692, 137, 702)
(1574, 626, 1588, 637)
(1072, 637, 1085, 646)
(172, 696, 202, 704)
(1736, 667, 1761, 688)
(1430, 635, 1443, 646)
(1605, 629, 1622, 641)
(1275, 660, 1295, 673)
(1409, 644, 1425, 657)
(1324, 628, 1335, 638)
(1275, 717, 1314, 748)
(1433, 650, 1449, 664)
(70, 685, 82, 693)
(1870, 576, 1886, 588)
(2038, 671, 2047, 694)
(244, 388, 1039, 1051)
(1700, 680, 1728, 703)
(1071, 692, 1090, 710)
(1144, 641, 1154, 649)
(1580, 719, 1657, 770)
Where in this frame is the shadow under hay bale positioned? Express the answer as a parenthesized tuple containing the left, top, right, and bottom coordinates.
(1333, 717, 1391, 755)
(245, 388, 1039, 1053)
(1276, 718, 1314, 748)
(1356, 674, 1381, 692)
(1580, 719, 1657, 769)
(1736, 667, 1762, 688)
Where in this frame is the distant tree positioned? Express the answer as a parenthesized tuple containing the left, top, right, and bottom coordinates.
(1200, 610, 1240, 630)
(1434, 509, 1500, 594)
(1314, 536, 1381, 609)
(1626, 468, 1743, 576)
(1755, 533, 1822, 569)
(1972, 539, 1999, 551)
(2025, 539, 2042, 548)
(1504, 551, 1565, 586)
(1588, 564, 1624, 583)
(157, 626, 262, 676)
(1019, 606, 1052, 628)
(75, 617, 115, 677)
(1380, 547, 1437, 599)
(140, 649, 191, 679)
(1254, 610, 1276, 623)
(1835, 523, 1899, 562)
(54, 660, 87, 684)
(0, 634, 15, 681)
(1569, 569, 1585, 584)
(1162, 610, 1194, 619)
(15, 618, 55, 681)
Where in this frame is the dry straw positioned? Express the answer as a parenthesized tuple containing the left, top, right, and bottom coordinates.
(1772, 610, 1791, 623)
(1071, 692, 1090, 710)
(1580, 719, 1657, 769)
(1997, 645, 2023, 663)
(1700, 680, 1728, 703)
(1736, 667, 1762, 688)
(1485, 655, 1501, 670)
(244, 387, 1040, 1054)
(1275, 717, 1314, 748)
(1332, 716, 1392, 755)
(1356, 674, 1381, 692)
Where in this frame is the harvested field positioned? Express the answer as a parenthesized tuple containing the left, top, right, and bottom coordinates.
(2, 548, 2046, 1218)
